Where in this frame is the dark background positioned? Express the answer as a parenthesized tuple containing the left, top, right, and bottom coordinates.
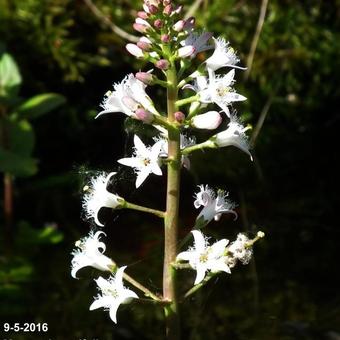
(0, 0, 339, 339)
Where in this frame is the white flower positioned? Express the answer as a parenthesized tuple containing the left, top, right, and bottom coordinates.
(118, 135, 163, 188)
(89, 266, 138, 324)
(194, 185, 237, 224)
(206, 37, 245, 73)
(155, 134, 196, 169)
(212, 119, 252, 159)
(181, 31, 213, 58)
(83, 172, 123, 227)
(191, 111, 222, 130)
(71, 231, 114, 278)
(96, 74, 157, 119)
(188, 70, 246, 117)
(176, 230, 231, 284)
(227, 233, 253, 265)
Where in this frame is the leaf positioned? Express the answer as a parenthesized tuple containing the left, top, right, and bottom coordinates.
(7, 119, 35, 156)
(16, 93, 66, 120)
(0, 147, 37, 177)
(0, 52, 22, 98)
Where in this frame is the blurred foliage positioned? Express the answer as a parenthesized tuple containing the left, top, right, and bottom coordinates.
(0, 0, 339, 339)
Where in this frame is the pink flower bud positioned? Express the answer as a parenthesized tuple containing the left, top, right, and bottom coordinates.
(191, 111, 222, 130)
(135, 72, 154, 85)
(174, 111, 185, 123)
(178, 45, 195, 58)
(154, 19, 163, 29)
(173, 20, 185, 32)
(173, 5, 183, 15)
(163, 0, 172, 5)
(155, 59, 169, 70)
(137, 11, 149, 19)
(135, 108, 154, 124)
(133, 23, 149, 34)
(126, 44, 144, 58)
(137, 41, 151, 51)
(163, 4, 173, 15)
(161, 34, 170, 43)
(148, 4, 158, 14)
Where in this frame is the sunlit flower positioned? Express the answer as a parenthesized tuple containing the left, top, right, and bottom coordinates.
(194, 185, 237, 224)
(176, 230, 231, 284)
(71, 231, 114, 278)
(89, 266, 138, 324)
(83, 172, 123, 227)
(212, 118, 252, 159)
(96, 74, 157, 119)
(118, 135, 163, 188)
(227, 233, 253, 265)
(206, 37, 245, 74)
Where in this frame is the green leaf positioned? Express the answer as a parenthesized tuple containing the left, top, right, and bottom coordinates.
(16, 93, 66, 119)
(0, 147, 37, 177)
(0, 52, 22, 98)
(7, 119, 35, 156)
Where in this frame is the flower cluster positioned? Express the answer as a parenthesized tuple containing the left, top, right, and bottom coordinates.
(70, 0, 264, 327)
(177, 230, 264, 285)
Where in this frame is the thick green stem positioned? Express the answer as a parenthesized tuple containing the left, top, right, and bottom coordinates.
(163, 64, 181, 339)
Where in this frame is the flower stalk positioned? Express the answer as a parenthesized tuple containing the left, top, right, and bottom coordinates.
(163, 63, 181, 339)
(124, 201, 165, 218)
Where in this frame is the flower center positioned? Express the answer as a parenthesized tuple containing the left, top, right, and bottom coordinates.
(216, 86, 230, 97)
(143, 157, 151, 166)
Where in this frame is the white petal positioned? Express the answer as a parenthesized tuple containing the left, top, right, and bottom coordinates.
(209, 261, 231, 274)
(176, 251, 193, 262)
(223, 69, 235, 86)
(117, 157, 141, 168)
(194, 265, 207, 285)
(89, 296, 112, 310)
(114, 266, 126, 291)
(134, 135, 148, 155)
(135, 168, 150, 188)
(109, 301, 120, 324)
(225, 92, 247, 102)
(191, 230, 206, 253)
(209, 239, 228, 258)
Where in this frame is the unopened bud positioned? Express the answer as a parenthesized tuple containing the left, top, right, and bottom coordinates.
(163, 0, 172, 5)
(174, 111, 185, 123)
(137, 41, 151, 51)
(137, 11, 149, 19)
(148, 4, 158, 14)
(161, 34, 170, 43)
(135, 108, 154, 124)
(163, 4, 173, 15)
(173, 20, 185, 32)
(155, 59, 169, 70)
(178, 45, 195, 58)
(191, 111, 222, 130)
(126, 44, 144, 58)
(136, 72, 155, 85)
(154, 19, 164, 29)
(133, 23, 149, 34)
(172, 5, 183, 15)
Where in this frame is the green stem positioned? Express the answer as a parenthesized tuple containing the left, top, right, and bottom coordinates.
(124, 201, 165, 219)
(181, 140, 215, 155)
(163, 63, 181, 340)
(4, 172, 13, 255)
(183, 274, 214, 300)
(176, 94, 199, 107)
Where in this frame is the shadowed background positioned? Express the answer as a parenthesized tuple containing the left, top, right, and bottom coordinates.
(0, 0, 339, 339)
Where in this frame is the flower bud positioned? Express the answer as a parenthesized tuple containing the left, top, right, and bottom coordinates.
(154, 19, 164, 29)
(135, 108, 154, 124)
(126, 44, 144, 58)
(172, 5, 183, 15)
(163, 4, 173, 15)
(133, 23, 149, 34)
(135, 72, 155, 85)
(137, 40, 151, 51)
(137, 11, 149, 19)
(148, 4, 158, 14)
(161, 34, 170, 43)
(173, 20, 185, 32)
(191, 111, 222, 130)
(163, 0, 172, 5)
(155, 59, 169, 70)
(178, 45, 195, 58)
(174, 111, 185, 123)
